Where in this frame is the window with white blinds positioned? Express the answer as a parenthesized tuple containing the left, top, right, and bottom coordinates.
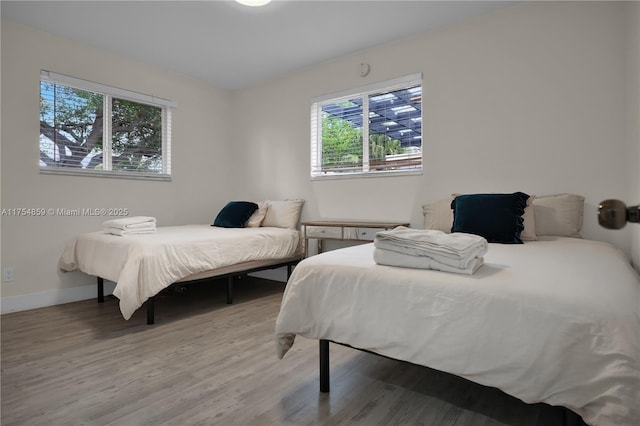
(39, 70, 174, 180)
(311, 73, 422, 179)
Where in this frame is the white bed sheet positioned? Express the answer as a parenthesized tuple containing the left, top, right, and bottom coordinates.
(60, 225, 301, 319)
(275, 237, 640, 426)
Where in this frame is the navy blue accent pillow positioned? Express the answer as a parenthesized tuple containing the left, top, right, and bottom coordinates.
(212, 201, 259, 228)
(451, 192, 529, 244)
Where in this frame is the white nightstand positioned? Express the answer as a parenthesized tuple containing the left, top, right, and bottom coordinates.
(301, 220, 410, 257)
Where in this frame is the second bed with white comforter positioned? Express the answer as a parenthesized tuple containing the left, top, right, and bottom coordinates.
(275, 237, 640, 426)
(60, 225, 301, 319)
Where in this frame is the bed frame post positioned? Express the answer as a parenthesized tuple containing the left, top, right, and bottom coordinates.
(320, 339, 330, 393)
(97, 277, 104, 303)
(226, 276, 233, 304)
(146, 297, 155, 325)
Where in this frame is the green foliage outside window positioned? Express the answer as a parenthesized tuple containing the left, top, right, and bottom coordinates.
(321, 114, 362, 167)
(369, 133, 404, 162)
(321, 115, 406, 168)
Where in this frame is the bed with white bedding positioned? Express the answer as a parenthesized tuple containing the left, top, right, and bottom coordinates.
(275, 237, 640, 426)
(60, 225, 302, 322)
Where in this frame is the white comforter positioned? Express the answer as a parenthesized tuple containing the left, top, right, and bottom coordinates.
(59, 225, 301, 319)
(275, 237, 640, 426)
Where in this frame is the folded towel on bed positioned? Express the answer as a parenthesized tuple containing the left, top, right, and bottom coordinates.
(104, 226, 157, 236)
(102, 216, 157, 230)
(374, 227, 487, 269)
(374, 247, 484, 275)
(102, 216, 157, 236)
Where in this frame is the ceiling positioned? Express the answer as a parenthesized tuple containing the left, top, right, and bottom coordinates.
(1, 1, 519, 90)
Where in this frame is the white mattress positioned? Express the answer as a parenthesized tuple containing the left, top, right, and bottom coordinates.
(275, 237, 640, 426)
(59, 225, 301, 319)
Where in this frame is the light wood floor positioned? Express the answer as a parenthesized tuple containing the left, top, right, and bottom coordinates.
(1, 277, 584, 426)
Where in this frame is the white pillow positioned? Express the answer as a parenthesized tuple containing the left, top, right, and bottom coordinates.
(520, 195, 537, 241)
(533, 193, 585, 238)
(261, 199, 304, 229)
(422, 194, 537, 240)
(422, 198, 454, 233)
(246, 201, 268, 227)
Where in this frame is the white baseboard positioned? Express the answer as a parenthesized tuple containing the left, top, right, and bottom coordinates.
(1, 281, 116, 314)
(1, 266, 289, 315)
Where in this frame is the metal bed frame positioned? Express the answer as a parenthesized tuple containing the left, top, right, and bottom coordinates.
(96, 258, 300, 324)
(318, 339, 587, 426)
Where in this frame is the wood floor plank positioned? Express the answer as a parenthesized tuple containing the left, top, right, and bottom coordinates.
(1, 277, 582, 425)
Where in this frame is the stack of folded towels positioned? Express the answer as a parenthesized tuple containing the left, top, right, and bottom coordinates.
(373, 226, 488, 275)
(103, 216, 157, 236)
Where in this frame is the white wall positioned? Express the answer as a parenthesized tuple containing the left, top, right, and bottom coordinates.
(628, 1, 640, 270)
(231, 1, 637, 263)
(1, 20, 234, 311)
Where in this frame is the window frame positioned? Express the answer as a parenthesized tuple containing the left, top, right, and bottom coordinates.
(39, 70, 175, 181)
(310, 73, 423, 180)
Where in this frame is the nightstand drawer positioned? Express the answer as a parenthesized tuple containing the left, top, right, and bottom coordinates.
(331, 227, 380, 241)
(305, 226, 343, 239)
(352, 227, 383, 241)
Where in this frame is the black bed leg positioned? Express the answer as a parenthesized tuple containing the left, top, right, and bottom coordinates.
(320, 339, 330, 393)
(97, 277, 104, 303)
(227, 276, 233, 304)
(146, 297, 155, 325)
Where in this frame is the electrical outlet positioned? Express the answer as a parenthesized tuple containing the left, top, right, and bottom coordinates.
(3, 267, 15, 282)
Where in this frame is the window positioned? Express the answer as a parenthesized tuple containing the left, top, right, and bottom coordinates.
(39, 70, 174, 180)
(311, 73, 422, 179)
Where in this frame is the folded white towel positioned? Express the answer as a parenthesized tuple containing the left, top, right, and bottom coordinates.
(102, 216, 157, 230)
(375, 226, 487, 256)
(374, 247, 484, 275)
(104, 226, 157, 236)
(374, 227, 487, 269)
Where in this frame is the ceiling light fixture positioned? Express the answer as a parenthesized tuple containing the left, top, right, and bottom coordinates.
(235, 0, 272, 6)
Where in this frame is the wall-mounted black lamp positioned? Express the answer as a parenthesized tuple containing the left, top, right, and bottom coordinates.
(598, 200, 640, 229)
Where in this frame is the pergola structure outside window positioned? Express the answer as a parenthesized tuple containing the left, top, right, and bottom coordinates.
(311, 73, 422, 179)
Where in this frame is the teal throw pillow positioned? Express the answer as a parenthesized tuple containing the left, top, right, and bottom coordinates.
(212, 201, 259, 228)
(451, 192, 529, 244)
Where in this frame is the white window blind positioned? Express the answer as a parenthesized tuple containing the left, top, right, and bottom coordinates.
(311, 73, 422, 179)
(39, 70, 174, 180)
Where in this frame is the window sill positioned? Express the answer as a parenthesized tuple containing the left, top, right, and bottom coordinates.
(39, 167, 172, 182)
(310, 168, 422, 181)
